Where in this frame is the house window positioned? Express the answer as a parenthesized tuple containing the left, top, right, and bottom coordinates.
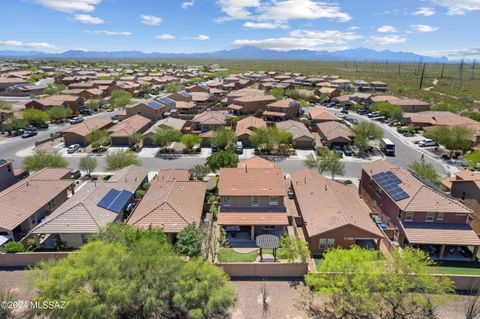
(405, 212, 414, 222)
(223, 196, 231, 207)
(437, 212, 444, 221)
(252, 196, 259, 207)
(327, 239, 335, 248)
(269, 196, 279, 206)
(264, 226, 276, 230)
(375, 187, 382, 197)
(30, 215, 36, 225)
(426, 212, 434, 222)
(319, 238, 335, 249)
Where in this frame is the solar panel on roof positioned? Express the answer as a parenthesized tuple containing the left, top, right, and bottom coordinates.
(97, 189, 133, 213)
(148, 101, 162, 109)
(288, 101, 300, 107)
(180, 91, 192, 98)
(160, 97, 175, 105)
(372, 171, 409, 202)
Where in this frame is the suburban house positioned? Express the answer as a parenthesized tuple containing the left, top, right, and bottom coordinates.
(316, 121, 354, 148)
(237, 156, 278, 169)
(191, 111, 226, 133)
(168, 91, 193, 102)
(227, 90, 277, 115)
(291, 169, 384, 255)
(360, 160, 480, 261)
(0, 168, 74, 242)
(108, 114, 151, 146)
(309, 107, 340, 123)
(315, 87, 341, 99)
(0, 77, 28, 91)
(125, 101, 169, 122)
(235, 116, 267, 147)
(217, 165, 288, 243)
(390, 99, 430, 113)
(276, 120, 316, 149)
(0, 159, 28, 192)
(31, 165, 148, 248)
(367, 95, 400, 106)
(26, 95, 84, 113)
(63, 118, 112, 147)
(127, 169, 207, 243)
(371, 81, 388, 92)
(143, 117, 188, 147)
(262, 98, 300, 122)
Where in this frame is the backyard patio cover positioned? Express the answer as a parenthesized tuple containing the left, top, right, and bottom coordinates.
(402, 222, 480, 246)
(217, 212, 289, 226)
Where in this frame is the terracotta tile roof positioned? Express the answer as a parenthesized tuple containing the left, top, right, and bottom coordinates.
(175, 101, 196, 109)
(127, 177, 206, 233)
(291, 169, 383, 238)
(276, 120, 314, 141)
(217, 211, 288, 226)
(0, 168, 73, 231)
(309, 107, 339, 121)
(155, 169, 190, 182)
(266, 98, 298, 109)
(233, 95, 276, 103)
(235, 116, 267, 137)
(62, 118, 112, 137)
(32, 165, 147, 234)
(316, 121, 353, 142)
(144, 117, 187, 134)
(263, 111, 286, 117)
(402, 222, 480, 246)
(34, 94, 80, 105)
(369, 95, 400, 103)
(363, 160, 471, 213)
(456, 169, 480, 181)
(108, 114, 151, 137)
(192, 111, 226, 125)
(219, 167, 286, 196)
(237, 156, 277, 169)
(390, 99, 430, 106)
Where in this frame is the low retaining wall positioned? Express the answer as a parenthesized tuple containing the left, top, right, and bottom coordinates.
(442, 274, 480, 291)
(217, 262, 308, 278)
(0, 252, 72, 268)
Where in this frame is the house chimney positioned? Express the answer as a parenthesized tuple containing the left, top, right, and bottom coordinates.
(325, 184, 328, 191)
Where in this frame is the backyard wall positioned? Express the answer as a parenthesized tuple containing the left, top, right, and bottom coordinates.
(217, 262, 308, 278)
(0, 252, 72, 268)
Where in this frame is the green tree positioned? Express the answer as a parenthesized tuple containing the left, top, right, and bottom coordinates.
(3, 118, 27, 133)
(44, 83, 66, 95)
(23, 150, 68, 171)
(211, 127, 237, 150)
(206, 150, 238, 171)
(106, 150, 141, 171)
(180, 134, 202, 150)
(173, 258, 236, 319)
(174, 224, 203, 258)
(128, 132, 142, 147)
(371, 102, 404, 121)
(21, 109, 49, 125)
(139, 83, 155, 97)
(249, 126, 292, 153)
(409, 160, 439, 183)
(164, 82, 182, 93)
(46, 105, 72, 122)
(279, 234, 310, 263)
(86, 129, 110, 152)
(352, 121, 384, 153)
(3, 242, 24, 253)
(189, 164, 210, 181)
(111, 89, 132, 109)
(79, 156, 97, 177)
(424, 126, 473, 156)
(269, 88, 285, 100)
(85, 99, 100, 112)
(305, 246, 454, 319)
(466, 150, 480, 169)
(0, 100, 12, 110)
(304, 148, 345, 180)
(153, 126, 182, 148)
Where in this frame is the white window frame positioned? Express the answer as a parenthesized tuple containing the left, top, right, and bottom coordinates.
(327, 238, 335, 248)
(405, 211, 414, 222)
(252, 196, 259, 207)
(426, 212, 434, 222)
(269, 196, 279, 206)
(319, 238, 327, 249)
(223, 196, 231, 207)
(437, 212, 444, 221)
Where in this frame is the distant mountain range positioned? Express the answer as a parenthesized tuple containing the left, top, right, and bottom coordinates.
(0, 46, 449, 62)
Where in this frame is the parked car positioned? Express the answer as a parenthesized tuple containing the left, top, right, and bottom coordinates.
(343, 103, 353, 110)
(419, 139, 438, 148)
(79, 108, 92, 116)
(367, 111, 380, 118)
(111, 115, 119, 124)
(287, 188, 295, 199)
(340, 108, 349, 114)
(235, 141, 243, 154)
(67, 144, 80, 154)
(211, 144, 219, 152)
(21, 130, 38, 138)
(356, 108, 368, 115)
(345, 117, 358, 124)
(125, 202, 136, 214)
(50, 132, 61, 138)
(326, 102, 336, 108)
(332, 144, 343, 156)
(336, 112, 347, 119)
(70, 169, 81, 179)
(343, 145, 353, 156)
(69, 116, 84, 124)
(101, 104, 111, 110)
(35, 122, 49, 129)
(23, 125, 37, 132)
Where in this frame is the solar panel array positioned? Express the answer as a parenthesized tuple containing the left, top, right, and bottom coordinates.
(160, 97, 175, 105)
(147, 101, 162, 110)
(180, 91, 192, 98)
(372, 171, 409, 202)
(288, 100, 300, 108)
(97, 189, 133, 213)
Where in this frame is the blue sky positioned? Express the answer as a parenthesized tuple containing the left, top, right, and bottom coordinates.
(0, 0, 479, 58)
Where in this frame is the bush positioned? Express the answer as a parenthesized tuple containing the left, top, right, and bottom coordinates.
(343, 180, 352, 185)
(4, 242, 24, 253)
(142, 182, 150, 190)
(135, 190, 145, 198)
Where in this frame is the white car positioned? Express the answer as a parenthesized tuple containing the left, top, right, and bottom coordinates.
(419, 139, 438, 147)
(67, 144, 80, 154)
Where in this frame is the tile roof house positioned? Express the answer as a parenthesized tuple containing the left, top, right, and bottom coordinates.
(108, 114, 151, 146)
(217, 164, 288, 242)
(127, 169, 206, 242)
(63, 118, 112, 147)
(276, 120, 315, 149)
(237, 156, 278, 169)
(0, 159, 28, 192)
(291, 169, 384, 254)
(309, 107, 340, 123)
(360, 160, 480, 261)
(142, 117, 188, 146)
(26, 95, 84, 113)
(31, 165, 148, 248)
(125, 100, 170, 122)
(0, 168, 74, 242)
(235, 116, 267, 147)
(228, 94, 277, 115)
(191, 111, 226, 133)
(316, 121, 354, 148)
(390, 98, 430, 113)
(262, 98, 300, 122)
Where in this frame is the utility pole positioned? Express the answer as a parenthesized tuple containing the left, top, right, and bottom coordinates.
(453, 59, 465, 89)
(384, 59, 389, 83)
(440, 63, 445, 79)
(472, 60, 476, 80)
(397, 62, 401, 74)
(419, 63, 426, 89)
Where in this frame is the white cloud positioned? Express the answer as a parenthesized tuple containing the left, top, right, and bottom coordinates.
(86, 30, 132, 36)
(140, 15, 162, 26)
(155, 34, 175, 39)
(243, 21, 288, 29)
(369, 35, 407, 45)
(182, 0, 195, 9)
(35, 0, 102, 12)
(430, 0, 480, 15)
(412, 7, 436, 16)
(232, 29, 361, 51)
(347, 26, 359, 31)
(418, 48, 480, 57)
(73, 13, 104, 24)
(0, 40, 59, 50)
(377, 25, 397, 33)
(194, 35, 210, 40)
(217, 0, 351, 23)
(410, 24, 438, 32)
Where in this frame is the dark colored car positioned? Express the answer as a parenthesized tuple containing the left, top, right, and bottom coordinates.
(332, 144, 343, 156)
(326, 102, 337, 108)
(70, 169, 81, 179)
(287, 188, 295, 199)
(22, 130, 38, 138)
(343, 145, 353, 156)
(356, 108, 368, 115)
(23, 125, 37, 132)
(340, 108, 349, 114)
(50, 132, 61, 138)
(35, 122, 49, 129)
(79, 108, 92, 116)
(211, 144, 219, 152)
